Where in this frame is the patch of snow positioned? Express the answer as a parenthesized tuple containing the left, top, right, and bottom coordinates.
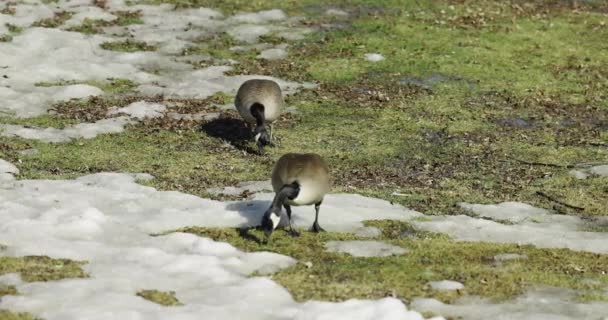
(412, 202, 608, 254)
(227, 24, 281, 43)
(325, 240, 407, 257)
(1, 3, 54, 28)
(494, 253, 527, 262)
(460, 202, 548, 224)
(411, 287, 608, 320)
(229, 9, 286, 24)
(230, 43, 273, 52)
(259, 47, 288, 60)
(0, 4, 315, 118)
(588, 165, 608, 177)
(277, 28, 312, 41)
(109, 101, 166, 119)
(569, 169, 589, 179)
(325, 9, 349, 17)
(0, 159, 19, 175)
(0, 28, 157, 117)
(1, 118, 131, 143)
(353, 227, 382, 238)
(51, 84, 104, 101)
(1, 101, 167, 142)
(0, 273, 22, 287)
(428, 280, 464, 291)
(296, 298, 427, 320)
(207, 180, 273, 197)
(0, 162, 427, 320)
(568, 165, 608, 179)
(63, 7, 117, 28)
(364, 53, 385, 62)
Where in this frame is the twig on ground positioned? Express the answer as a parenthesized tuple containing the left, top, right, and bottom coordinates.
(535, 191, 585, 212)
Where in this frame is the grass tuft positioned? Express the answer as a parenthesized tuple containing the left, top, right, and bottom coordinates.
(136, 289, 183, 306)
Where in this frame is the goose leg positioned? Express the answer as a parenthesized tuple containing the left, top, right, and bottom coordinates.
(284, 204, 299, 237)
(311, 201, 325, 233)
(269, 124, 276, 147)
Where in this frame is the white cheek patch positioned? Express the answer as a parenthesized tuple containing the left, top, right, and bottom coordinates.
(254, 133, 261, 142)
(270, 212, 281, 230)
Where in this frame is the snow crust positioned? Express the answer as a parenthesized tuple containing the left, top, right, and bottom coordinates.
(1, 101, 165, 142)
(0, 161, 428, 320)
(325, 9, 350, 17)
(364, 53, 385, 62)
(325, 240, 408, 257)
(428, 280, 464, 291)
(412, 202, 608, 254)
(0, 2, 313, 118)
(259, 47, 288, 60)
(411, 287, 608, 320)
(569, 165, 608, 179)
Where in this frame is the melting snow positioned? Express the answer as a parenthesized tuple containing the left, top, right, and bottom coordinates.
(325, 240, 408, 257)
(0, 160, 428, 320)
(412, 202, 608, 254)
(1, 101, 165, 142)
(589, 165, 608, 177)
(325, 9, 349, 17)
(411, 287, 608, 320)
(63, 7, 118, 28)
(569, 169, 589, 179)
(108, 101, 166, 119)
(259, 46, 288, 60)
(207, 180, 273, 197)
(1, 119, 130, 143)
(364, 53, 385, 62)
(569, 165, 608, 179)
(428, 280, 464, 291)
(0, 159, 19, 175)
(0, 2, 313, 118)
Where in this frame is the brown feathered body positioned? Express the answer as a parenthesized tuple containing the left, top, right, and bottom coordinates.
(271, 153, 331, 206)
(235, 79, 283, 124)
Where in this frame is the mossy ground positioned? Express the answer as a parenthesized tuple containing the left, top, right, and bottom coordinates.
(0, 0, 606, 312)
(136, 289, 183, 306)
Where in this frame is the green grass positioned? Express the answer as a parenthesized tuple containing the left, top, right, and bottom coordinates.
(136, 290, 183, 306)
(0, 0, 607, 307)
(0, 256, 87, 282)
(176, 221, 608, 302)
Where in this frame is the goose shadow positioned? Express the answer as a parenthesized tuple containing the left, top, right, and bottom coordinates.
(200, 118, 259, 154)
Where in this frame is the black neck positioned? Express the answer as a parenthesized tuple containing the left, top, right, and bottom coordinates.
(250, 102, 265, 128)
(270, 182, 300, 211)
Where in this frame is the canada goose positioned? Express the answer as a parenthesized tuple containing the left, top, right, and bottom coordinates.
(261, 153, 331, 238)
(235, 79, 283, 148)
